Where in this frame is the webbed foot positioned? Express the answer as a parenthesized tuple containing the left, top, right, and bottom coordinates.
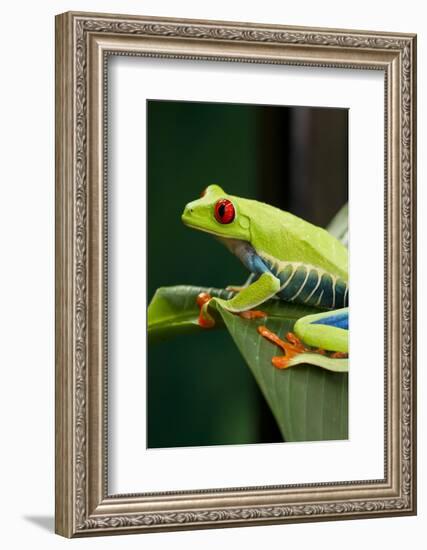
(257, 327, 344, 369)
(257, 327, 310, 368)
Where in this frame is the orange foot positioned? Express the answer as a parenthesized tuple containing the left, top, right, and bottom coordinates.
(196, 292, 215, 328)
(257, 327, 311, 369)
(196, 293, 268, 328)
(257, 327, 348, 369)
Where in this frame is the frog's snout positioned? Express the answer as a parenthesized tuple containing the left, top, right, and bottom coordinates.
(181, 204, 194, 226)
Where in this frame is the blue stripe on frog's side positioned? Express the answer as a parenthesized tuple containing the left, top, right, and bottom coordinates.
(258, 254, 349, 310)
(312, 310, 349, 330)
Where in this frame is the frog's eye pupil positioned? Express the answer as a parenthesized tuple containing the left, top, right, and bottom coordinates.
(214, 199, 235, 224)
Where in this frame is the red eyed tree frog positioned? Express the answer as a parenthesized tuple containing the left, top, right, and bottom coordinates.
(181, 185, 349, 372)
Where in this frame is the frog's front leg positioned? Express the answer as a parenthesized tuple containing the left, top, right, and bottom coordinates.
(197, 272, 280, 328)
(258, 308, 349, 372)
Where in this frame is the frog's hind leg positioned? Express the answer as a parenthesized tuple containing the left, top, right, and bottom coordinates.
(258, 308, 349, 369)
(294, 308, 348, 353)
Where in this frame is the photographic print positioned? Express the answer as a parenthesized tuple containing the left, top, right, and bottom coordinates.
(147, 100, 349, 448)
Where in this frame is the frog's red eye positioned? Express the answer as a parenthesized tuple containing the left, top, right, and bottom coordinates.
(214, 199, 235, 224)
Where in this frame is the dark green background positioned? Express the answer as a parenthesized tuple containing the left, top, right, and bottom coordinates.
(147, 100, 348, 448)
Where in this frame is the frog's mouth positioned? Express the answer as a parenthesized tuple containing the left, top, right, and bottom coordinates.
(182, 209, 268, 276)
(181, 206, 211, 233)
(181, 207, 233, 239)
(182, 215, 249, 246)
(181, 219, 223, 238)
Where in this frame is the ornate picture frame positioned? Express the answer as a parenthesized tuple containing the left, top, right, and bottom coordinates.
(55, 11, 417, 537)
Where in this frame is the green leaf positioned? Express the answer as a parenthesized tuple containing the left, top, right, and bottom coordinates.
(148, 286, 231, 342)
(216, 303, 348, 442)
(148, 286, 348, 442)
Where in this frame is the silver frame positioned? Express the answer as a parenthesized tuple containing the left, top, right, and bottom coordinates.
(55, 11, 417, 537)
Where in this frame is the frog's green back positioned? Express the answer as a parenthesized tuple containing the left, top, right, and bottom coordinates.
(233, 195, 348, 281)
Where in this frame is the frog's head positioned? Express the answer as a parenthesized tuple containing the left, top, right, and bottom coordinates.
(182, 185, 251, 241)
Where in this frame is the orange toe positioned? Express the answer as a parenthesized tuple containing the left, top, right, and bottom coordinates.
(196, 292, 212, 308)
(272, 356, 292, 369)
(196, 292, 215, 328)
(239, 309, 267, 320)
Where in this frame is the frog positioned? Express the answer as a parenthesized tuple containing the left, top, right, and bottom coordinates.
(181, 185, 349, 372)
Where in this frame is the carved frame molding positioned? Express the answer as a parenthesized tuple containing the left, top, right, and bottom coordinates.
(55, 11, 416, 537)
